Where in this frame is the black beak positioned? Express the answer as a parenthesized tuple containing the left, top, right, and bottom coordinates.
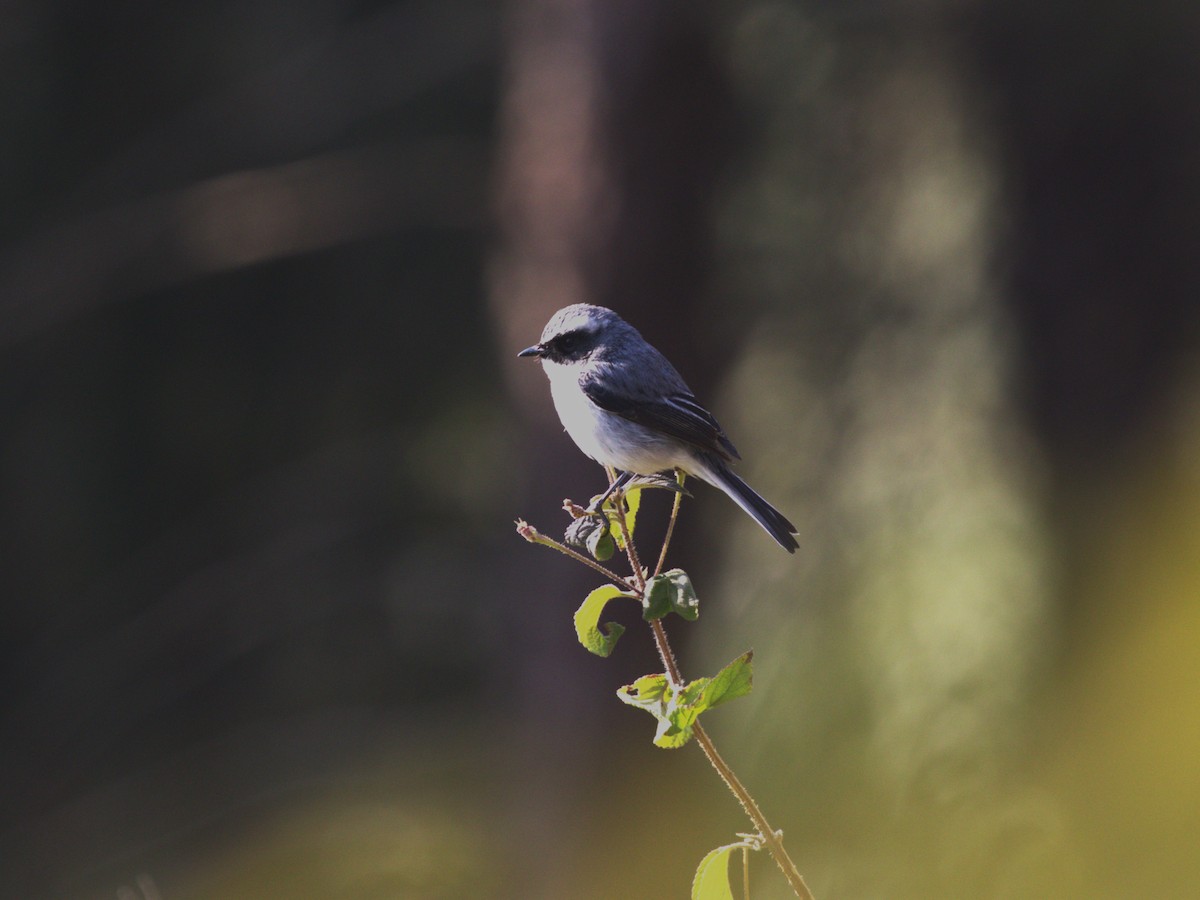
(517, 344, 544, 359)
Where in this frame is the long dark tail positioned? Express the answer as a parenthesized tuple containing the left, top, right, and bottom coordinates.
(700, 458, 798, 553)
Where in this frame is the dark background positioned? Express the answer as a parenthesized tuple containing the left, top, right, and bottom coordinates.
(2, 1, 1198, 897)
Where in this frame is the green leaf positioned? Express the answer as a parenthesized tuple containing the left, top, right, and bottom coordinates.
(692, 843, 740, 900)
(615, 673, 690, 747)
(601, 486, 641, 549)
(699, 650, 754, 710)
(564, 516, 615, 561)
(574, 585, 636, 656)
(616, 653, 753, 748)
(587, 523, 615, 561)
(564, 513, 614, 564)
(618, 673, 670, 706)
(642, 568, 699, 622)
(662, 681, 705, 745)
(614, 673, 697, 748)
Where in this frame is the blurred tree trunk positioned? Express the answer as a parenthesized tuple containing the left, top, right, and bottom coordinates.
(491, 2, 735, 389)
(488, 0, 735, 894)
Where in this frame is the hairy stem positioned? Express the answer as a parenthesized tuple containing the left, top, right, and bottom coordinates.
(692, 721, 814, 900)
(515, 520, 636, 594)
(649, 618, 684, 687)
(610, 482, 646, 594)
(611, 484, 813, 900)
(520, 477, 814, 899)
(642, 608, 812, 898)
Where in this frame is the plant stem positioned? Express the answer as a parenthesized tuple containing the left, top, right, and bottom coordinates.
(610, 482, 646, 593)
(650, 618, 684, 687)
(692, 721, 814, 900)
(521, 477, 815, 899)
(653, 470, 685, 577)
(611, 488, 814, 900)
(642, 612, 813, 899)
(515, 520, 637, 594)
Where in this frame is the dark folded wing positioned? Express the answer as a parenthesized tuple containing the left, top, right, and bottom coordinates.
(582, 378, 740, 462)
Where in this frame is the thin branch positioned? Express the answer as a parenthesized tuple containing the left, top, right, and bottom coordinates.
(693, 722, 815, 900)
(650, 618, 684, 688)
(519, 470, 815, 899)
(653, 469, 686, 577)
(611, 483, 646, 593)
(515, 520, 638, 595)
(607, 477, 814, 899)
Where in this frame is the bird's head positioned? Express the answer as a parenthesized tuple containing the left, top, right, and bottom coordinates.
(517, 304, 621, 364)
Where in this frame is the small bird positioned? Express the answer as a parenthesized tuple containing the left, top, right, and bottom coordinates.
(519, 304, 798, 552)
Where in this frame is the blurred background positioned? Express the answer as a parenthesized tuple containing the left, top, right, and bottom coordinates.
(2, 1, 1198, 897)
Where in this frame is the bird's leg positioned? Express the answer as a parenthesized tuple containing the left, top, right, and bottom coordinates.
(588, 470, 634, 513)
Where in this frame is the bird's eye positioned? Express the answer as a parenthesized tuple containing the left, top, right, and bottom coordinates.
(554, 330, 585, 356)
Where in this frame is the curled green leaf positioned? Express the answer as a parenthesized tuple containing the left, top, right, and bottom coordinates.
(574, 584, 637, 657)
(564, 515, 615, 561)
(588, 526, 615, 561)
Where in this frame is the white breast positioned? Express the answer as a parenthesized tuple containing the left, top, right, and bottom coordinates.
(543, 360, 685, 474)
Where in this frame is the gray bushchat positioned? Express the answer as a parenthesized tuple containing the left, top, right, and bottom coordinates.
(519, 304, 798, 552)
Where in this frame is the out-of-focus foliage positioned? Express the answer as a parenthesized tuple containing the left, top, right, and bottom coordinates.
(2, 0, 1198, 898)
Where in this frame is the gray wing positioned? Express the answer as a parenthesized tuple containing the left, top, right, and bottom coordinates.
(581, 375, 741, 462)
